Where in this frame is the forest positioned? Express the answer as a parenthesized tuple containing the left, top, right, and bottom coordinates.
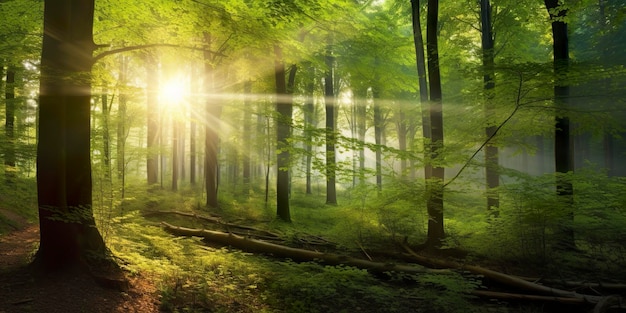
(0, 0, 625, 312)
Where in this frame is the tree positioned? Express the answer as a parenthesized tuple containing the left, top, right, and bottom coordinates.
(480, 0, 499, 212)
(545, 0, 575, 249)
(35, 0, 112, 271)
(324, 40, 338, 204)
(4, 67, 16, 181)
(410, 0, 431, 182)
(145, 52, 159, 185)
(274, 44, 293, 222)
(425, 0, 445, 247)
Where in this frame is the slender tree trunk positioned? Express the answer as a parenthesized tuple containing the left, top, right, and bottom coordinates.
(204, 33, 220, 208)
(303, 65, 315, 194)
(274, 44, 292, 222)
(101, 91, 112, 179)
(116, 55, 128, 181)
(5, 67, 16, 180)
(242, 80, 252, 194)
(425, 0, 445, 247)
(35, 0, 109, 270)
(146, 53, 159, 185)
(172, 121, 179, 191)
(396, 110, 408, 177)
(324, 42, 337, 205)
(355, 87, 368, 185)
(411, 0, 432, 181)
(480, 0, 499, 212)
(190, 115, 196, 185)
(373, 90, 383, 191)
(545, 0, 575, 249)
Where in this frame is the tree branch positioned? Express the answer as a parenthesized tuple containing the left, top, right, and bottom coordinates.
(92, 43, 227, 64)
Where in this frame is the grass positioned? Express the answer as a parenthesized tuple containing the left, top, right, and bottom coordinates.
(3, 171, 626, 312)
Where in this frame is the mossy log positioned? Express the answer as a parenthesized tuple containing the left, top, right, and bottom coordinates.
(161, 222, 443, 275)
(401, 243, 621, 307)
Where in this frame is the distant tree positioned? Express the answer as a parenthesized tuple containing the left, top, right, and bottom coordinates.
(35, 0, 113, 271)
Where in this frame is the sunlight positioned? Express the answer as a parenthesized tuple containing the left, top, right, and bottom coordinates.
(159, 77, 187, 110)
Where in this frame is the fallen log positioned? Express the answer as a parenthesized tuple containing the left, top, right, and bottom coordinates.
(471, 290, 586, 305)
(147, 211, 282, 240)
(161, 222, 445, 275)
(401, 243, 614, 305)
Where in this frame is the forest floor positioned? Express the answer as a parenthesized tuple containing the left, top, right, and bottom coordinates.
(0, 217, 162, 313)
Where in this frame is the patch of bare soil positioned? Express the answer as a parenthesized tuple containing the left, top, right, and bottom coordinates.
(0, 224, 162, 313)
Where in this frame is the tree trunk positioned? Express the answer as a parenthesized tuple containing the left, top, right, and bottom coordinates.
(242, 80, 252, 194)
(172, 121, 179, 191)
(204, 33, 220, 208)
(411, 0, 432, 181)
(146, 53, 159, 185)
(324, 42, 337, 205)
(35, 0, 109, 271)
(274, 44, 292, 222)
(101, 91, 112, 179)
(545, 0, 575, 249)
(4, 66, 16, 181)
(425, 0, 445, 247)
(116, 55, 128, 181)
(480, 0, 499, 212)
(355, 87, 368, 185)
(373, 90, 383, 191)
(303, 65, 315, 194)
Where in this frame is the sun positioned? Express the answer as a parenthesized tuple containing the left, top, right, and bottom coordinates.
(160, 77, 187, 110)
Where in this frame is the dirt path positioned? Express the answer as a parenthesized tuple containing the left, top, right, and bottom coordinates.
(0, 223, 162, 313)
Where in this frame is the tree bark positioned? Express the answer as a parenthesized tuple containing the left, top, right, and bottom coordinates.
(411, 0, 431, 181)
(35, 0, 110, 271)
(4, 66, 16, 180)
(324, 41, 337, 205)
(545, 0, 575, 249)
(303, 64, 315, 194)
(274, 44, 292, 222)
(425, 0, 445, 247)
(480, 0, 499, 212)
(146, 53, 159, 185)
(242, 79, 252, 194)
(204, 33, 220, 208)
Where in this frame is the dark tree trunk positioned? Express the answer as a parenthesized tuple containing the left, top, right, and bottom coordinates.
(411, 0, 432, 181)
(324, 42, 337, 205)
(204, 33, 220, 208)
(425, 0, 445, 247)
(480, 0, 499, 212)
(5, 66, 16, 180)
(35, 0, 109, 271)
(545, 0, 575, 249)
(146, 53, 159, 185)
(274, 44, 292, 222)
